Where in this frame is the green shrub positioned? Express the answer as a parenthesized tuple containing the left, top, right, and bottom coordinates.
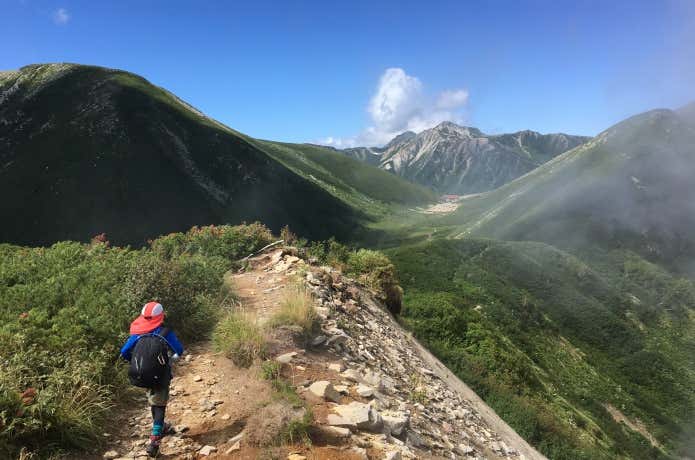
(212, 312, 267, 368)
(150, 223, 274, 261)
(0, 224, 267, 457)
(306, 237, 350, 267)
(346, 249, 402, 315)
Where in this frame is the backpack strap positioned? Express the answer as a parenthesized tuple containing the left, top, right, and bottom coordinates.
(154, 327, 173, 352)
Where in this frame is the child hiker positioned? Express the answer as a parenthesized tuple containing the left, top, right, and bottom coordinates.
(120, 302, 184, 457)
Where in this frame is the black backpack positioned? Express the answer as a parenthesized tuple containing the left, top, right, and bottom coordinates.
(128, 327, 171, 388)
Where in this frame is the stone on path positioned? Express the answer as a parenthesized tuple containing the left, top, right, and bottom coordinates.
(103, 451, 119, 460)
(328, 362, 345, 372)
(308, 380, 342, 403)
(275, 351, 297, 364)
(328, 401, 383, 432)
(228, 432, 244, 444)
(199, 445, 217, 456)
(384, 451, 402, 460)
(225, 441, 241, 454)
(355, 383, 374, 398)
(287, 454, 307, 460)
(341, 368, 362, 382)
(192, 375, 202, 382)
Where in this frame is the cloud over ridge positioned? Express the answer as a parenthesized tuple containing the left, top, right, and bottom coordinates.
(319, 68, 469, 148)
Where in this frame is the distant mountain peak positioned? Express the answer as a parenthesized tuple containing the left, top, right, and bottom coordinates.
(340, 121, 589, 194)
(430, 121, 483, 138)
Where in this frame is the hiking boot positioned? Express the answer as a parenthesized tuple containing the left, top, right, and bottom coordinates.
(163, 422, 175, 435)
(146, 435, 162, 457)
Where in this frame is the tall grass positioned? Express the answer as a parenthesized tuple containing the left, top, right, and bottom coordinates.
(267, 283, 318, 335)
(212, 311, 267, 368)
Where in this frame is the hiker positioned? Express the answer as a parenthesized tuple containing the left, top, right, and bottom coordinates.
(120, 302, 184, 457)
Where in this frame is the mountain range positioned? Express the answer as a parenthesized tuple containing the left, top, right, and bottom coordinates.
(342, 122, 589, 194)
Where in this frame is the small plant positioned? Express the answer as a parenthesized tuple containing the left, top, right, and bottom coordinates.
(212, 312, 267, 368)
(280, 225, 297, 245)
(281, 407, 313, 445)
(408, 374, 428, 404)
(261, 360, 281, 381)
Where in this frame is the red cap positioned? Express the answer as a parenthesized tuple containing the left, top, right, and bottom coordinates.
(130, 302, 165, 334)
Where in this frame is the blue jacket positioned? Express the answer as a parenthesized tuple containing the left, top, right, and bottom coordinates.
(120, 326, 184, 361)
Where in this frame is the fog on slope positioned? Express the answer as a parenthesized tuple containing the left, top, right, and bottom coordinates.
(440, 106, 695, 275)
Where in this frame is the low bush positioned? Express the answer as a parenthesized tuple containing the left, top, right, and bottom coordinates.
(150, 223, 274, 261)
(346, 249, 402, 314)
(307, 241, 403, 314)
(0, 224, 273, 457)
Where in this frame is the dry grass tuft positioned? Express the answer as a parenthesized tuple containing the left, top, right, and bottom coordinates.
(212, 310, 267, 368)
(267, 283, 318, 335)
(245, 401, 309, 446)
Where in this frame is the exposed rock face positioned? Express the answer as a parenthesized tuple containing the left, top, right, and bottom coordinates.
(305, 260, 547, 460)
(340, 122, 588, 194)
(342, 131, 416, 166)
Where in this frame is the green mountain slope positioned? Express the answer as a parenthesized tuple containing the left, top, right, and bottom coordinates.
(435, 108, 695, 273)
(249, 140, 435, 215)
(0, 63, 432, 246)
(389, 238, 695, 459)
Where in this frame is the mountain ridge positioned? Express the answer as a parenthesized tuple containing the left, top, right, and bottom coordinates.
(0, 63, 432, 246)
(339, 121, 589, 194)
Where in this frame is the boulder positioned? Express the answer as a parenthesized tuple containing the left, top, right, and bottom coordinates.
(103, 451, 119, 460)
(328, 401, 383, 432)
(328, 362, 345, 372)
(318, 425, 351, 438)
(381, 411, 409, 436)
(362, 369, 384, 391)
(308, 381, 342, 403)
(355, 383, 374, 398)
(341, 369, 362, 382)
(275, 352, 298, 364)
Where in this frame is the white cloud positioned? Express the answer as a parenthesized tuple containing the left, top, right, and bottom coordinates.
(318, 68, 469, 148)
(53, 8, 70, 25)
(436, 89, 469, 110)
(368, 68, 423, 133)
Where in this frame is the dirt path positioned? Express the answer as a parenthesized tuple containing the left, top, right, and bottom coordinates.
(93, 250, 362, 460)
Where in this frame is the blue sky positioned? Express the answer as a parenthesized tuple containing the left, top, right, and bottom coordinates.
(3, 0, 694, 145)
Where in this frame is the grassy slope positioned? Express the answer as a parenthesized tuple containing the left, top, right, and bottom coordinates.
(389, 238, 695, 459)
(0, 64, 432, 247)
(254, 141, 435, 214)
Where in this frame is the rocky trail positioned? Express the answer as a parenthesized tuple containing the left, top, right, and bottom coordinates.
(90, 248, 544, 460)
